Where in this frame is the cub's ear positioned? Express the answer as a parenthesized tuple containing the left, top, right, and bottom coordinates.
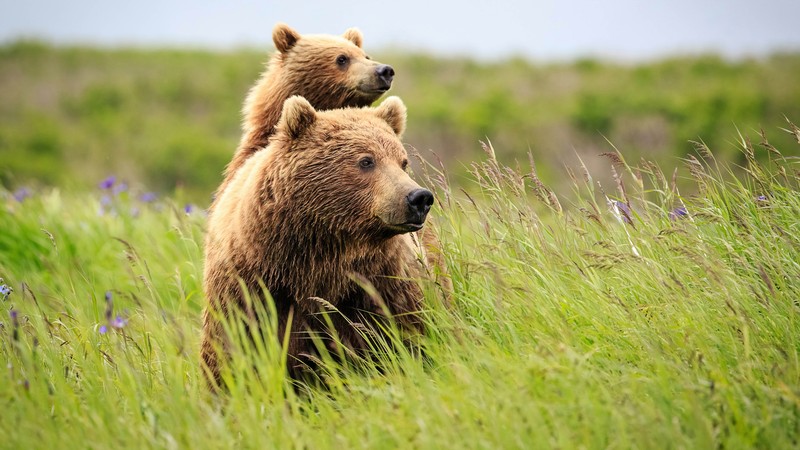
(273, 23, 300, 53)
(374, 96, 407, 137)
(342, 27, 363, 48)
(279, 96, 316, 139)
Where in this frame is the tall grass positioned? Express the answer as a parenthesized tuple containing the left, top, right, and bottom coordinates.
(1, 123, 799, 449)
(3, 42, 800, 200)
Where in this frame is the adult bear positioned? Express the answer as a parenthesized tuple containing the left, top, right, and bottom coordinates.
(201, 96, 432, 388)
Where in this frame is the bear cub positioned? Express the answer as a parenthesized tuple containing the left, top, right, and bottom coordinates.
(221, 23, 395, 194)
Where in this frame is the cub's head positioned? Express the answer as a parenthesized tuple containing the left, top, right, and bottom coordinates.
(272, 96, 433, 238)
(272, 23, 394, 109)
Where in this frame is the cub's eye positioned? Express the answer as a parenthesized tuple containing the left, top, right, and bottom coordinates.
(358, 156, 375, 170)
(401, 159, 409, 171)
(365, 55, 372, 60)
(336, 54, 350, 67)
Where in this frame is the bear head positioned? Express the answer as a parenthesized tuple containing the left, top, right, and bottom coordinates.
(270, 95, 433, 239)
(272, 23, 395, 109)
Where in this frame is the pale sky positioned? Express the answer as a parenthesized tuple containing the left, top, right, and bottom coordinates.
(2, 1, 799, 60)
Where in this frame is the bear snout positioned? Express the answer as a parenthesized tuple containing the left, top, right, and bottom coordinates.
(406, 188, 434, 224)
(375, 64, 395, 90)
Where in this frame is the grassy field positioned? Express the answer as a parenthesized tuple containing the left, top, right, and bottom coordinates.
(1, 122, 798, 448)
(2, 41, 800, 202)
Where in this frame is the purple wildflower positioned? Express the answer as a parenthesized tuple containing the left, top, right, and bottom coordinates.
(610, 200, 633, 225)
(99, 176, 116, 190)
(111, 315, 128, 329)
(139, 192, 157, 203)
(104, 291, 113, 322)
(184, 203, 194, 215)
(669, 206, 689, 221)
(98, 291, 128, 333)
(10, 309, 19, 341)
(98, 194, 114, 216)
(112, 182, 128, 196)
(0, 279, 11, 300)
(13, 188, 31, 203)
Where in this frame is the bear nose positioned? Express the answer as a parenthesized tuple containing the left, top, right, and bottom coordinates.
(406, 188, 434, 220)
(376, 64, 395, 85)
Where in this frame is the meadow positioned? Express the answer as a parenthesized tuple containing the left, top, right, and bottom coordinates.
(1, 122, 799, 448)
(2, 40, 800, 448)
(2, 41, 800, 201)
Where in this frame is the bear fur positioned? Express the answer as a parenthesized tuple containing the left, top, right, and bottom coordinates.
(219, 23, 395, 195)
(224, 23, 447, 291)
(201, 96, 434, 388)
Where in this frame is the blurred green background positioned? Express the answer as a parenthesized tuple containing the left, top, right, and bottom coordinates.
(2, 40, 799, 203)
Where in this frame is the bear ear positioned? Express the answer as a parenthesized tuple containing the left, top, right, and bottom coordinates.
(342, 27, 363, 48)
(273, 23, 300, 53)
(374, 96, 407, 137)
(279, 96, 317, 139)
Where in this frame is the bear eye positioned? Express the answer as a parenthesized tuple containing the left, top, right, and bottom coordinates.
(401, 159, 409, 171)
(365, 55, 372, 60)
(336, 54, 350, 67)
(358, 156, 375, 170)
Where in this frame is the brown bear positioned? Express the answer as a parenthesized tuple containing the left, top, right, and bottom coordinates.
(219, 23, 449, 294)
(219, 23, 395, 195)
(201, 95, 434, 388)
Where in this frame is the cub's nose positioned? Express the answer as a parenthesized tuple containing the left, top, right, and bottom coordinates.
(376, 64, 395, 86)
(406, 188, 434, 221)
